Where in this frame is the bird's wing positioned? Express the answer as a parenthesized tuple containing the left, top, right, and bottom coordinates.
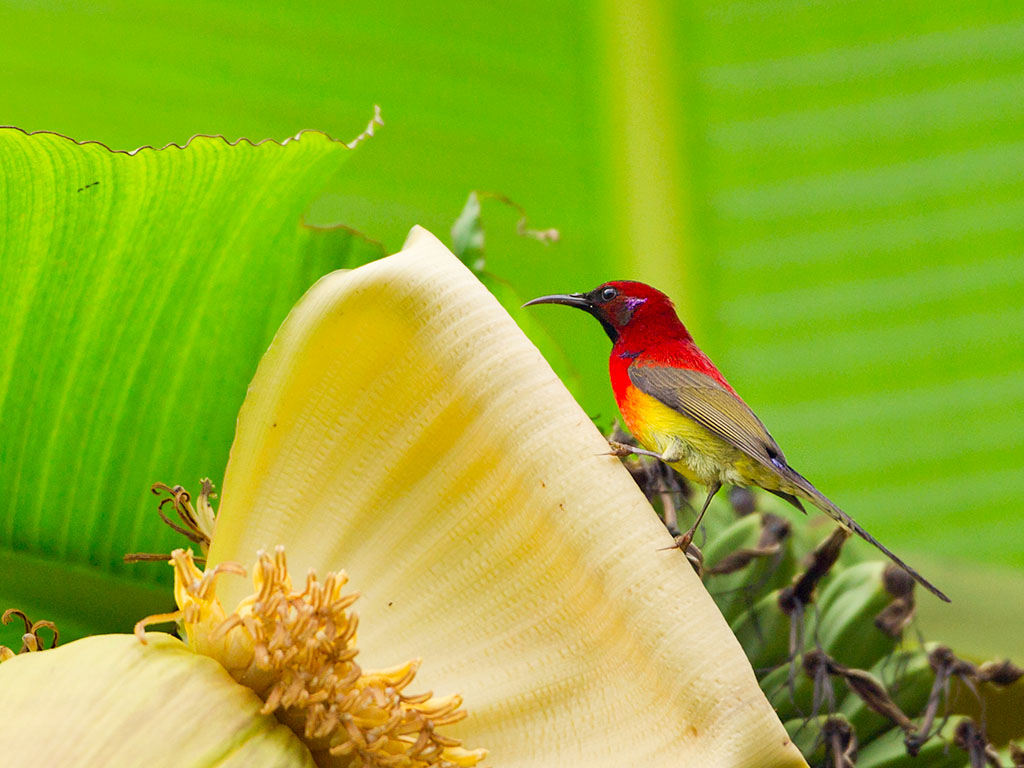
(628, 363, 788, 474)
(630, 364, 948, 600)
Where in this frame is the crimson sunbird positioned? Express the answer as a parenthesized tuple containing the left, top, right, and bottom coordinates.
(525, 281, 950, 602)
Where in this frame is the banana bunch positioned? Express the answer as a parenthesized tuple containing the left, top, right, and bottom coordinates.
(617, 447, 1024, 768)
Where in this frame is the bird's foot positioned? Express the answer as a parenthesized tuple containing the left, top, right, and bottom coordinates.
(675, 530, 695, 551)
(606, 440, 636, 458)
(658, 533, 703, 575)
(606, 440, 667, 461)
(658, 529, 694, 552)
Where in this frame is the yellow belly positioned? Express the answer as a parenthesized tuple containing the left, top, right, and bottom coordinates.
(621, 386, 783, 491)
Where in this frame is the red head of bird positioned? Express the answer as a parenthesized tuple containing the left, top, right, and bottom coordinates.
(524, 281, 733, 393)
(524, 281, 693, 346)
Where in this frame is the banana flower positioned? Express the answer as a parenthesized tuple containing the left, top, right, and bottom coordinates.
(0, 227, 806, 768)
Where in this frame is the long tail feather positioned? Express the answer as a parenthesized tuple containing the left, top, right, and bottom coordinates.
(787, 471, 951, 603)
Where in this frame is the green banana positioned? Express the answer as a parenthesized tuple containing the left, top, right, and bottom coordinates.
(783, 714, 830, 767)
(762, 660, 818, 722)
(813, 561, 900, 670)
(731, 586, 810, 673)
(702, 512, 764, 566)
(856, 714, 972, 768)
(761, 651, 837, 723)
(703, 512, 799, 623)
(999, 741, 1023, 767)
(783, 713, 855, 768)
(838, 646, 937, 743)
(611, 443, 1020, 764)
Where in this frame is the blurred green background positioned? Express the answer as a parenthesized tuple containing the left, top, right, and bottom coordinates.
(2, 0, 1022, 656)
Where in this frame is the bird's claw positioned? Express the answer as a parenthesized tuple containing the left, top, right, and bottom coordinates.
(658, 536, 703, 575)
(606, 440, 636, 458)
(657, 531, 694, 552)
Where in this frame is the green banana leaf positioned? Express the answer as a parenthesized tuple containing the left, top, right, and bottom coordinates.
(0, 128, 385, 648)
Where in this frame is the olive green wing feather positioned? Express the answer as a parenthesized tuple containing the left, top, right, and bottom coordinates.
(627, 363, 789, 474)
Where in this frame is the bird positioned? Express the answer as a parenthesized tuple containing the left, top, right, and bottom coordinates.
(524, 280, 950, 602)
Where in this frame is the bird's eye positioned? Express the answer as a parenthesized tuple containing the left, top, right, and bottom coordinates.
(601, 287, 618, 302)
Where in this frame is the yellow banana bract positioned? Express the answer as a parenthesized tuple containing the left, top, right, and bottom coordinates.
(0, 633, 313, 767)
(207, 226, 808, 768)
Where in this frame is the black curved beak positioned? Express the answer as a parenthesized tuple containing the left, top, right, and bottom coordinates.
(522, 292, 592, 310)
(523, 290, 618, 342)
